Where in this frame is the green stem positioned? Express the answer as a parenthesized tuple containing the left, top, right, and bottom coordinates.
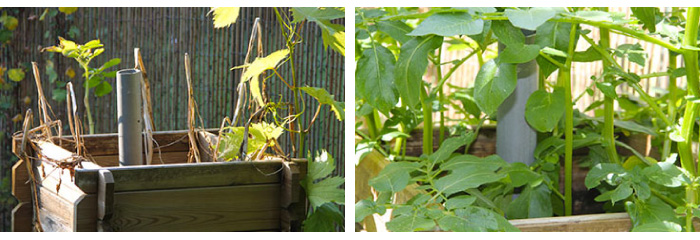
(365, 110, 380, 139)
(679, 7, 700, 177)
(598, 12, 620, 165)
(562, 23, 578, 216)
(466, 189, 505, 216)
(437, 47, 445, 146)
(421, 86, 434, 155)
(580, 33, 673, 126)
(82, 66, 95, 134)
(662, 54, 678, 161)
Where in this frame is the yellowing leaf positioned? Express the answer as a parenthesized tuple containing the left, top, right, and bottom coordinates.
(299, 86, 345, 121)
(0, 66, 6, 84)
(322, 29, 345, 56)
(65, 66, 75, 79)
(8, 68, 24, 82)
(58, 7, 78, 15)
(211, 7, 240, 28)
(250, 122, 284, 141)
(234, 49, 289, 106)
(11, 113, 22, 123)
(237, 49, 290, 82)
(3, 16, 18, 31)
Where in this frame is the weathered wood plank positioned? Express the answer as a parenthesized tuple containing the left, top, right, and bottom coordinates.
(74, 159, 285, 194)
(37, 185, 75, 231)
(91, 151, 189, 167)
(107, 184, 282, 232)
(54, 129, 216, 156)
(75, 194, 97, 232)
(510, 212, 700, 232)
(11, 202, 32, 232)
(11, 159, 31, 203)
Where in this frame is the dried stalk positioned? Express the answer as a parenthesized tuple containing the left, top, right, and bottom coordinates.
(184, 53, 201, 163)
(31, 62, 59, 143)
(135, 48, 155, 165)
(18, 109, 43, 232)
(66, 82, 87, 157)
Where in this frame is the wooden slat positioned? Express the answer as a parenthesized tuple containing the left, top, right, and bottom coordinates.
(74, 159, 284, 194)
(107, 184, 282, 232)
(510, 212, 700, 232)
(11, 202, 32, 232)
(37, 185, 75, 231)
(91, 151, 189, 167)
(75, 194, 97, 232)
(11, 159, 31, 203)
(54, 129, 216, 156)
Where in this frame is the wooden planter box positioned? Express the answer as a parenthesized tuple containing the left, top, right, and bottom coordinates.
(511, 212, 700, 232)
(11, 130, 307, 232)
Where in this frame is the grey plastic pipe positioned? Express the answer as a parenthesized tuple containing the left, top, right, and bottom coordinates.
(496, 31, 538, 165)
(117, 69, 144, 166)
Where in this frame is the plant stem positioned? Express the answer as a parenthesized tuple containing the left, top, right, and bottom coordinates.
(679, 7, 700, 177)
(661, 54, 678, 160)
(421, 86, 434, 155)
(365, 110, 380, 139)
(562, 23, 578, 216)
(82, 66, 95, 134)
(437, 47, 445, 146)
(598, 8, 620, 165)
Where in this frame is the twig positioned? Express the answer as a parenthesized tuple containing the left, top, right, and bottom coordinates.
(184, 53, 201, 163)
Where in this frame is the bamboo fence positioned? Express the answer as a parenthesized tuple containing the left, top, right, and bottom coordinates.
(0, 7, 345, 231)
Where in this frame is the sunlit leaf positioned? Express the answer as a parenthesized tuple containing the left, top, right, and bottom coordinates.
(299, 86, 345, 121)
(58, 7, 78, 15)
(211, 7, 240, 28)
(8, 68, 24, 82)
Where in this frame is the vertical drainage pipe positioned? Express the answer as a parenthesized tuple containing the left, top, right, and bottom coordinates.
(117, 69, 144, 166)
(497, 31, 538, 165)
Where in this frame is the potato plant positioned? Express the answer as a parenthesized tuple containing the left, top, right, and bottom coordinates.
(355, 7, 700, 232)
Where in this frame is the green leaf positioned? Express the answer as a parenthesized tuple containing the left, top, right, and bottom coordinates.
(394, 36, 443, 109)
(473, 59, 517, 116)
(386, 209, 435, 232)
(615, 43, 647, 67)
(445, 195, 477, 210)
(100, 58, 121, 71)
(573, 46, 604, 62)
(435, 166, 507, 195)
(355, 199, 385, 222)
(292, 7, 344, 23)
(438, 207, 519, 232)
(504, 7, 556, 31)
(595, 81, 618, 99)
(94, 81, 112, 97)
(525, 88, 565, 132)
(303, 202, 344, 232)
(573, 11, 613, 22)
(631, 7, 659, 33)
(299, 86, 344, 121)
(540, 47, 568, 58)
(504, 162, 543, 187)
(1, 16, 18, 31)
(626, 197, 682, 228)
(211, 7, 240, 28)
(585, 163, 626, 189)
(632, 221, 682, 232)
(8, 68, 24, 82)
(500, 43, 541, 64)
(614, 120, 657, 137)
(356, 45, 397, 115)
(307, 150, 336, 180)
(369, 162, 420, 192)
(506, 183, 552, 219)
(491, 20, 524, 46)
(595, 181, 633, 203)
(376, 20, 413, 44)
(642, 161, 687, 188)
(51, 88, 66, 102)
(441, 155, 507, 172)
(305, 176, 344, 209)
(428, 132, 476, 164)
(535, 21, 575, 77)
(408, 12, 483, 37)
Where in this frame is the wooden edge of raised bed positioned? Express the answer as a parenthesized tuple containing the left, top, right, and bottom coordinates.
(510, 212, 700, 232)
